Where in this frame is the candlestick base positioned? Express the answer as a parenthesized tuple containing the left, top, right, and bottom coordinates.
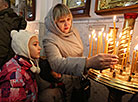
(88, 64, 138, 94)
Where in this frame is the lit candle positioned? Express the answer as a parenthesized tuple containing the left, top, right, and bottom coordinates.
(88, 30, 95, 57)
(130, 49, 136, 75)
(88, 35, 91, 57)
(115, 41, 119, 55)
(92, 37, 97, 56)
(101, 28, 104, 52)
(134, 49, 138, 73)
(113, 15, 116, 30)
(113, 15, 116, 54)
(88, 34, 93, 57)
(121, 48, 127, 70)
(105, 34, 109, 53)
(130, 44, 138, 74)
(97, 32, 101, 54)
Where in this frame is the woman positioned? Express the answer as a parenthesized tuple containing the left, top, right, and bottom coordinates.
(43, 3, 118, 102)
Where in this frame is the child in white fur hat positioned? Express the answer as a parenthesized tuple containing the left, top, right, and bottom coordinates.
(0, 30, 41, 101)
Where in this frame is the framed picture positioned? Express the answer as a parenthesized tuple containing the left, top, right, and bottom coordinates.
(95, 0, 138, 15)
(10, 0, 36, 21)
(62, 0, 91, 18)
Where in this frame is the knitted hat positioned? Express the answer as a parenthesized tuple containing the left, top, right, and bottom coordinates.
(11, 30, 40, 73)
(11, 30, 38, 59)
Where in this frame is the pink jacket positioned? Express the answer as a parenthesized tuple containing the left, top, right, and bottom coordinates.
(0, 55, 38, 102)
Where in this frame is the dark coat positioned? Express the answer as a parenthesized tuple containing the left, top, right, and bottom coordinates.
(0, 8, 27, 67)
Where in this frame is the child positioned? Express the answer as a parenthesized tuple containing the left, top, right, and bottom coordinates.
(0, 30, 41, 101)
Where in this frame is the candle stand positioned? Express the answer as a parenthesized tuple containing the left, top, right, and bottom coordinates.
(87, 13, 138, 102)
(88, 66, 138, 102)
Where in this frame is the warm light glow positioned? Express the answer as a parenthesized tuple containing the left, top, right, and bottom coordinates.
(101, 28, 104, 32)
(130, 30, 133, 35)
(134, 44, 138, 51)
(103, 33, 106, 37)
(89, 35, 91, 39)
(98, 32, 102, 36)
(109, 30, 113, 36)
(119, 32, 122, 38)
(116, 41, 119, 47)
(124, 48, 127, 53)
(106, 34, 108, 40)
(93, 34, 96, 38)
(113, 15, 116, 22)
(92, 30, 95, 34)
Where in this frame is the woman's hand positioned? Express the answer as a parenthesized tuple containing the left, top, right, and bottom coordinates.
(86, 53, 118, 70)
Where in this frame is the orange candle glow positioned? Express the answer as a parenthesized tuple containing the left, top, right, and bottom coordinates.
(130, 50, 136, 75)
(88, 35, 93, 57)
(130, 44, 138, 74)
(105, 34, 109, 53)
(121, 48, 126, 70)
(134, 50, 138, 73)
(92, 37, 97, 56)
(97, 32, 101, 54)
(113, 15, 116, 30)
(88, 30, 95, 57)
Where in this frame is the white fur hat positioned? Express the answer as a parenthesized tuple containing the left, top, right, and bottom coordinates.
(11, 30, 40, 73)
(11, 30, 38, 60)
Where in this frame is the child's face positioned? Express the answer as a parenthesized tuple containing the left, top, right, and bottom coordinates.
(29, 36, 41, 59)
(55, 15, 72, 34)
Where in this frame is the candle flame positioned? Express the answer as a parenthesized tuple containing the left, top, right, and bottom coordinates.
(134, 44, 138, 50)
(92, 30, 95, 34)
(116, 41, 119, 47)
(124, 48, 127, 53)
(98, 32, 102, 36)
(93, 34, 96, 38)
(101, 28, 104, 32)
(103, 33, 106, 37)
(113, 15, 116, 22)
(130, 30, 133, 35)
(119, 32, 122, 38)
(89, 35, 91, 39)
(106, 35, 108, 40)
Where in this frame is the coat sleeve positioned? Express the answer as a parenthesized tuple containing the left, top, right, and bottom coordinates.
(43, 38, 86, 76)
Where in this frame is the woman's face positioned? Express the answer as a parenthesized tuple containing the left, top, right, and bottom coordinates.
(55, 15, 72, 34)
(29, 36, 41, 59)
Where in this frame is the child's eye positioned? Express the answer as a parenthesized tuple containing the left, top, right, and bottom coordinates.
(67, 18, 71, 21)
(33, 43, 37, 46)
(59, 20, 65, 23)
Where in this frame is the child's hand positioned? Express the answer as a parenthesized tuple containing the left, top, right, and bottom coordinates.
(51, 71, 61, 79)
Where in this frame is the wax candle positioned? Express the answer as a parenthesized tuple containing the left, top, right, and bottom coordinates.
(130, 50, 136, 75)
(88, 30, 95, 57)
(100, 32, 103, 53)
(92, 36, 96, 56)
(113, 15, 116, 54)
(97, 32, 101, 54)
(130, 44, 138, 74)
(121, 48, 126, 70)
(105, 35, 109, 53)
(134, 51, 138, 73)
(88, 35, 91, 57)
(113, 15, 116, 30)
(88, 34, 93, 57)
